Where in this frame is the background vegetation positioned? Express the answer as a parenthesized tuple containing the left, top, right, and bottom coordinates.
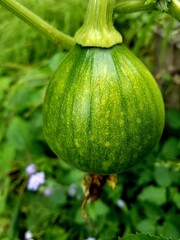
(0, 1, 179, 239)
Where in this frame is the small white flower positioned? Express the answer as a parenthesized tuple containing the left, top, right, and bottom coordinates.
(117, 199, 125, 208)
(25, 164, 36, 175)
(27, 172, 45, 191)
(25, 230, 33, 239)
(67, 183, 77, 197)
(86, 237, 96, 240)
(43, 187, 52, 196)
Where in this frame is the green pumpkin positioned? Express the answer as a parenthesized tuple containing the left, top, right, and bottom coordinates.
(43, 44, 164, 174)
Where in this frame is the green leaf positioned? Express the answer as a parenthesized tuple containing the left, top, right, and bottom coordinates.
(0, 77, 11, 101)
(6, 72, 46, 114)
(49, 52, 66, 71)
(90, 200, 109, 216)
(6, 117, 31, 150)
(160, 138, 179, 161)
(85, 200, 109, 222)
(154, 167, 172, 187)
(138, 185, 166, 205)
(170, 188, 180, 209)
(44, 226, 69, 239)
(136, 219, 156, 234)
(62, 169, 84, 185)
(166, 109, 180, 130)
(158, 221, 180, 239)
(0, 217, 11, 237)
(0, 143, 16, 175)
(143, 203, 163, 221)
(46, 184, 67, 206)
(119, 232, 171, 240)
(0, 120, 6, 142)
(101, 220, 120, 239)
(169, 169, 180, 185)
(74, 208, 86, 224)
(75, 200, 110, 224)
(0, 178, 11, 214)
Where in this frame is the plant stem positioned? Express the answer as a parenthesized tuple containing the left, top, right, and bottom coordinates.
(0, 0, 75, 49)
(0, 0, 178, 51)
(0, 178, 10, 214)
(8, 193, 23, 239)
(115, 0, 156, 13)
(75, 0, 122, 47)
(115, 0, 180, 22)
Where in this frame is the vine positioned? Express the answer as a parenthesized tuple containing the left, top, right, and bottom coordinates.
(0, 0, 179, 48)
(0, 0, 75, 49)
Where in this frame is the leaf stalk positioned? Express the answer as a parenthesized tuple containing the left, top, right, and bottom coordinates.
(115, 0, 180, 21)
(0, 0, 75, 49)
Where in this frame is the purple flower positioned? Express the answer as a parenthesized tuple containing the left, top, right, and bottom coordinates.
(67, 183, 77, 197)
(86, 237, 96, 240)
(43, 187, 52, 196)
(25, 230, 33, 239)
(27, 172, 45, 191)
(117, 199, 125, 208)
(26, 164, 36, 175)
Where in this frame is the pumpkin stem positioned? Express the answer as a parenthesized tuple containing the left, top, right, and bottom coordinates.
(74, 0, 122, 47)
(81, 174, 117, 230)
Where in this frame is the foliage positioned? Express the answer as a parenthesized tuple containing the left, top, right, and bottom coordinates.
(0, 1, 180, 240)
(119, 232, 172, 240)
(0, 0, 86, 75)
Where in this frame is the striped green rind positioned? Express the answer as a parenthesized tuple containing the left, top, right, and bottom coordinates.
(43, 44, 165, 174)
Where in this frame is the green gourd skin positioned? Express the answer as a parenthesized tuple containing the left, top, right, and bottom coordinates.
(43, 44, 165, 174)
